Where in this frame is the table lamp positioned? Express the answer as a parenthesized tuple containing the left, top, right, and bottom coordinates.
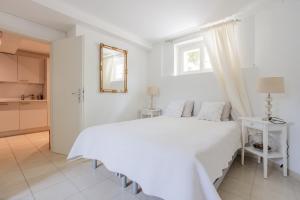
(147, 86, 159, 110)
(257, 77, 285, 121)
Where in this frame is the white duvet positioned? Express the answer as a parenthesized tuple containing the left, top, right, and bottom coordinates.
(68, 116, 241, 200)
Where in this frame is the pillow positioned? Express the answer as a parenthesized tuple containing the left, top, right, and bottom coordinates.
(182, 100, 194, 117)
(198, 102, 225, 121)
(193, 101, 202, 116)
(164, 100, 186, 118)
(221, 102, 232, 121)
(230, 108, 240, 121)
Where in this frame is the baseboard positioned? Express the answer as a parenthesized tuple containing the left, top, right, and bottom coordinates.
(289, 169, 300, 181)
(0, 127, 49, 137)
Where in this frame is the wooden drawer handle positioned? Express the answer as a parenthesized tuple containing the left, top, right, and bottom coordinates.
(0, 103, 8, 105)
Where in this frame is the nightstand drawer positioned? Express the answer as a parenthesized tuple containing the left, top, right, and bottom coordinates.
(244, 120, 264, 130)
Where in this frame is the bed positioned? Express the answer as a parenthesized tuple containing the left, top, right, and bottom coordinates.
(68, 116, 241, 200)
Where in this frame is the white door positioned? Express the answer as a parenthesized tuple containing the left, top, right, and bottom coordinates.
(51, 36, 84, 155)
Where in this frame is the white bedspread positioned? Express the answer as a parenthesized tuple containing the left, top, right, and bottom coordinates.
(68, 116, 241, 200)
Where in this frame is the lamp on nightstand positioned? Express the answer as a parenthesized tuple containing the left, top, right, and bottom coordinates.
(147, 86, 159, 110)
(257, 77, 285, 121)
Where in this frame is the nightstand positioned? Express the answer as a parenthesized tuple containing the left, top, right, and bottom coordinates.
(240, 117, 288, 178)
(140, 108, 161, 118)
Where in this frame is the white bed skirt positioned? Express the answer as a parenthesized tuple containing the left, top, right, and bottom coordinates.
(68, 117, 241, 200)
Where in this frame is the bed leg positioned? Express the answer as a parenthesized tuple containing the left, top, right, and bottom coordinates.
(132, 182, 139, 194)
(92, 159, 97, 169)
(121, 175, 128, 188)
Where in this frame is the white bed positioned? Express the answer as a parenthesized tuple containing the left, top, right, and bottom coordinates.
(68, 116, 241, 200)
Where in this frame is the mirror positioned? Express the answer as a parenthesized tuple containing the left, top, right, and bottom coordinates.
(100, 43, 128, 93)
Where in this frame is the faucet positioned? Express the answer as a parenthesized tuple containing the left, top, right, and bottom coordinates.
(21, 94, 34, 100)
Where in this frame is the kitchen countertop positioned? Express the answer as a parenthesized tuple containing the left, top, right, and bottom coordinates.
(0, 98, 47, 103)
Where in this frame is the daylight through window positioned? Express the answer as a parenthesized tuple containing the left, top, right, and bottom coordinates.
(174, 37, 212, 76)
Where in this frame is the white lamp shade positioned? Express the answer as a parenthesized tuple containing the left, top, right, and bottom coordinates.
(147, 86, 159, 96)
(257, 77, 285, 93)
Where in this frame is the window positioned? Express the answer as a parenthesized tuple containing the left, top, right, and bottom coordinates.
(110, 56, 124, 82)
(174, 37, 212, 75)
(183, 49, 200, 72)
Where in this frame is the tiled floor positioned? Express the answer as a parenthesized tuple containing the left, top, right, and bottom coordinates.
(0, 132, 299, 200)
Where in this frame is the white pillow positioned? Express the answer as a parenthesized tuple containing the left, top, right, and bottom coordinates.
(182, 100, 194, 117)
(164, 100, 186, 118)
(198, 102, 225, 121)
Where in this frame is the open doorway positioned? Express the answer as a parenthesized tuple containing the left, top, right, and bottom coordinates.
(0, 30, 51, 148)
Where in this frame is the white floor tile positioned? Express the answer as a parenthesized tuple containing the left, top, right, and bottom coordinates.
(0, 132, 298, 200)
(81, 179, 121, 200)
(218, 189, 249, 200)
(113, 192, 140, 200)
(27, 170, 66, 192)
(136, 192, 163, 200)
(65, 192, 87, 200)
(0, 169, 26, 187)
(33, 180, 79, 200)
(219, 176, 252, 199)
(0, 180, 32, 200)
(22, 161, 58, 179)
(68, 171, 108, 191)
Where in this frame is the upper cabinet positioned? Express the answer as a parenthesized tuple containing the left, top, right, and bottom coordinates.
(0, 53, 18, 82)
(18, 55, 45, 84)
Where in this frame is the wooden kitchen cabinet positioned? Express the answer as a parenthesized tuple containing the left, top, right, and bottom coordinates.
(0, 53, 18, 82)
(18, 55, 45, 84)
(0, 102, 19, 132)
(19, 101, 47, 129)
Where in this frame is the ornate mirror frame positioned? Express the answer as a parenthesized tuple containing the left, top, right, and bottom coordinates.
(99, 43, 128, 93)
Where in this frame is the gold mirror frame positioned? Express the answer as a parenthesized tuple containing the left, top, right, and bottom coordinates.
(100, 43, 128, 93)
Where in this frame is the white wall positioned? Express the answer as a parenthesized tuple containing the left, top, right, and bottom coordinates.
(148, 43, 225, 113)
(73, 25, 149, 127)
(148, 0, 300, 175)
(252, 0, 300, 175)
(0, 11, 65, 42)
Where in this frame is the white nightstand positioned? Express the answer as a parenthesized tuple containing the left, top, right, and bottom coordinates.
(140, 108, 161, 118)
(240, 117, 288, 178)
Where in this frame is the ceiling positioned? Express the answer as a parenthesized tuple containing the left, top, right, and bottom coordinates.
(0, 0, 260, 47)
(60, 0, 255, 42)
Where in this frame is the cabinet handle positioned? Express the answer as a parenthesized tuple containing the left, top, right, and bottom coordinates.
(19, 80, 29, 82)
(0, 103, 8, 105)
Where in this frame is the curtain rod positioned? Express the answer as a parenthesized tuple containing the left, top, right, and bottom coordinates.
(165, 18, 240, 43)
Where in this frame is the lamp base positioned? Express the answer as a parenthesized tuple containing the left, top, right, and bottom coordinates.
(264, 93, 272, 121)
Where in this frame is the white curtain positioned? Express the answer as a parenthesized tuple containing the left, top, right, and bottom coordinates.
(203, 22, 252, 117)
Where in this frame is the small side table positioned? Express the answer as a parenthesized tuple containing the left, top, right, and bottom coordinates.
(140, 108, 161, 118)
(240, 117, 288, 178)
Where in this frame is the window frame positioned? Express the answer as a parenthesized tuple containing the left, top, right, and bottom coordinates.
(174, 37, 212, 76)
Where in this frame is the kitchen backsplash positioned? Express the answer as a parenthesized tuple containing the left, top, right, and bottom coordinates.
(0, 82, 43, 99)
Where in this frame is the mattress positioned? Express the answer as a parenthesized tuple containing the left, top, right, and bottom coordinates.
(68, 116, 241, 200)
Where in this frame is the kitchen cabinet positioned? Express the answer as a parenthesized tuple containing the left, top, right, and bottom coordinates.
(18, 55, 45, 84)
(0, 102, 19, 132)
(0, 53, 18, 82)
(19, 101, 47, 129)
